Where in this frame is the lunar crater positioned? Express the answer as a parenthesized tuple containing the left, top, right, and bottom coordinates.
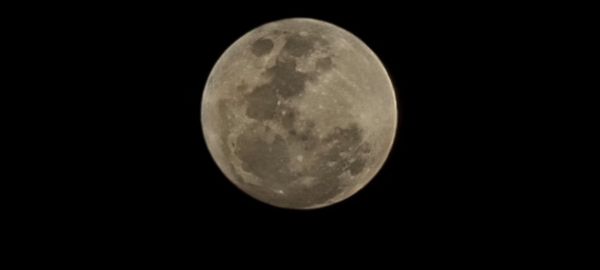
(251, 37, 274, 56)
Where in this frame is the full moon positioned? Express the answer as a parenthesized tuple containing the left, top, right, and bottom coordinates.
(201, 18, 397, 209)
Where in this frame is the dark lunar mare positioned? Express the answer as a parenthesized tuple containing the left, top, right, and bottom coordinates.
(227, 32, 371, 207)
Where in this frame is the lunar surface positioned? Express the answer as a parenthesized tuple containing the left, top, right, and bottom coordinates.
(201, 18, 397, 209)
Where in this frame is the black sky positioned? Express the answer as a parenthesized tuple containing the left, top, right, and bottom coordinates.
(27, 2, 556, 248)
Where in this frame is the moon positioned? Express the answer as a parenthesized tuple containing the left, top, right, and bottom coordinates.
(201, 18, 397, 209)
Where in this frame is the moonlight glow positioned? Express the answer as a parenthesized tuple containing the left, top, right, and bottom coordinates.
(201, 18, 397, 209)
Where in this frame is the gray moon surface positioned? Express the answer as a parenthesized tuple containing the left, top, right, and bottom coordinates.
(201, 18, 397, 209)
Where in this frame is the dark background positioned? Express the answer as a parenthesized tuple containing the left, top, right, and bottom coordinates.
(3, 1, 584, 263)
(30, 3, 557, 246)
